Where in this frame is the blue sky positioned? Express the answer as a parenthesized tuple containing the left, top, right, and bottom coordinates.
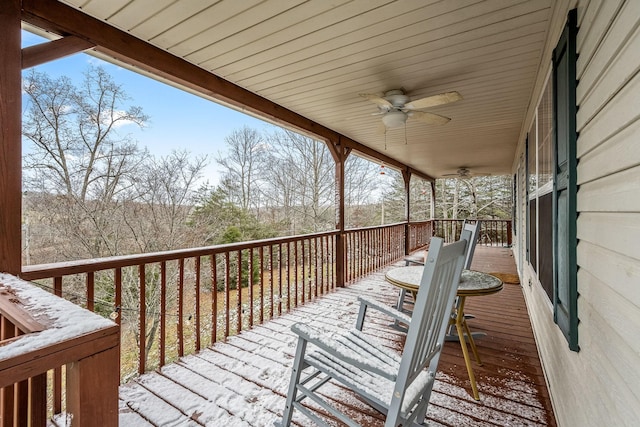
(21, 31, 278, 186)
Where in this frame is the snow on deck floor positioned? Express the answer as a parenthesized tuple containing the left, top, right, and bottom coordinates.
(119, 255, 555, 427)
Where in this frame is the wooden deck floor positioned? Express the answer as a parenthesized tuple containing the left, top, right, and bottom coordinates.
(119, 247, 556, 426)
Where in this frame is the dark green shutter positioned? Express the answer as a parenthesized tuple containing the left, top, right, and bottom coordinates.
(552, 9, 579, 351)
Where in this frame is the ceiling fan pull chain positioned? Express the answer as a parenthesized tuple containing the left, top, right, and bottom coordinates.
(384, 128, 387, 150)
(404, 122, 408, 145)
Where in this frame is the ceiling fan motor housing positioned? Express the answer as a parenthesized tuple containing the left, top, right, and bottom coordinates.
(383, 89, 410, 109)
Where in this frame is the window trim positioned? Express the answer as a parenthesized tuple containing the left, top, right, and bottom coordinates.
(552, 8, 579, 351)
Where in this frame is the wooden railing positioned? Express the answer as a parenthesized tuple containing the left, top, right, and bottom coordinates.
(406, 220, 433, 252)
(14, 220, 512, 398)
(21, 232, 342, 382)
(432, 219, 512, 247)
(344, 223, 405, 283)
(0, 274, 119, 426)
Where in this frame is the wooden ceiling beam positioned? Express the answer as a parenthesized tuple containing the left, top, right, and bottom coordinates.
(21, 0, 434, 182)
(22, 35, 95, 69)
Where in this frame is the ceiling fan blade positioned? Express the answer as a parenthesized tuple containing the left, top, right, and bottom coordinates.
(404, 91, 462, 110)
(409, 111, 451, 125)
(359, 93, 393, 108)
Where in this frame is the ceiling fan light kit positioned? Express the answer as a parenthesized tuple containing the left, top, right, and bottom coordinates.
(381, 110, 407, 128)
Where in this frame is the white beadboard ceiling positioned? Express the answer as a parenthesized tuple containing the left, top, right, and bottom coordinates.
(55, 0, 554, 178)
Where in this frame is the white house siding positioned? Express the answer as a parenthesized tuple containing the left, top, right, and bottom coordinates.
(513, 0, 640, 425)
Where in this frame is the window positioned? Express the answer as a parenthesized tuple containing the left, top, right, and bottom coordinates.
(526, 9, 578, 351)
(527, 75, 553, 300)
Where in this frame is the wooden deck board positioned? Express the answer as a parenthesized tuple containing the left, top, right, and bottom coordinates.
(119, 247, 556, 426)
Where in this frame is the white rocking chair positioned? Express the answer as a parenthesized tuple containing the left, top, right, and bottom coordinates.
(279, 237, 467, 427)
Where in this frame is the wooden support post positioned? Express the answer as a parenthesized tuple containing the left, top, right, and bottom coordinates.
(0, 0, 22, 275)
(66, 345, 119, 426)
(402, 169, 411, 256)
(430, 181, 436, 220)
(327, 137, 350, 287)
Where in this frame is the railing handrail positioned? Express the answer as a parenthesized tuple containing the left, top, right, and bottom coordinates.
(21, 229, 339, 281)
(21, 220, 512, 280)
(0, 287, 45, 335)
(344, 221, 406, 233)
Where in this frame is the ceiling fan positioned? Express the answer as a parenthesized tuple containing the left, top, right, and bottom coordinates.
(442, 167, 489, 179)
(359, 89, 462, 129)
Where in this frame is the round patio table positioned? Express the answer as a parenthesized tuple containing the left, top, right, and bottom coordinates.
(385, 266, 503, 400)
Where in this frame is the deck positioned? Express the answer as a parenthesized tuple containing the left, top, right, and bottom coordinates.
(118, 246, 556, 426)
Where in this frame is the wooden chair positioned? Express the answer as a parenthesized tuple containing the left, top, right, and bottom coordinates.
(279, 237, 467, 427)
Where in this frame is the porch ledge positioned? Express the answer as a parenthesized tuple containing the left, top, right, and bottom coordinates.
(0, 273, 117, 387)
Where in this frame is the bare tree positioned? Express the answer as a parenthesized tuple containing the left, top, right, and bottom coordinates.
(261, 129, 335, 233)
(409, 177, 432, 221)
(217, 126, 265, 211)
(22, 65, 149, 260)
(344, 155, 380, 227)
(22, 67, 210, 372)
(435, 176, 512, 220)
(123, 150, 209, 252)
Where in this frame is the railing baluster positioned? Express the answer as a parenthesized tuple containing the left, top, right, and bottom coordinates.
(224, 252, 230, 339)
(346, 233, 350, 284)
(278, 244, 283, 315)
(114, 268, 122, 327)
(249, 247, 254, 328)
(195, 256, 201, 352)
(269, 245, 274, 319)
(139, 264, 146, 375)
(300, 241, 305, 304)
(53, 276, 62, 415)
(16, 368, 28, 423)
(313, 237, 318, 297)
(322, 235, 327, 291)
(160, 261, 166, 367)
(1, 316, 16, 423)
(355, 232, 359, 281)
(319, 236, 325, 294)
(178, 258, 184, 356)
(259, 246, 264, 324)
(329, 235, 335, 289)
(30, 373, 47, 425)
(286, 242, 291, 311)
(211, 254, 218, 345)
(237, 249, 242, 334)
(294, 241, 299, 306)
(367, 229, 372, 273)
(86, 271, 94, 312)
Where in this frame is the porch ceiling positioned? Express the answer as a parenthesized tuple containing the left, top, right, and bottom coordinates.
(32, 0, 554, 178)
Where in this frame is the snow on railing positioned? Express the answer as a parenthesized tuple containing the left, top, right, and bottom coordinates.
(0, 274, 119, 426)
